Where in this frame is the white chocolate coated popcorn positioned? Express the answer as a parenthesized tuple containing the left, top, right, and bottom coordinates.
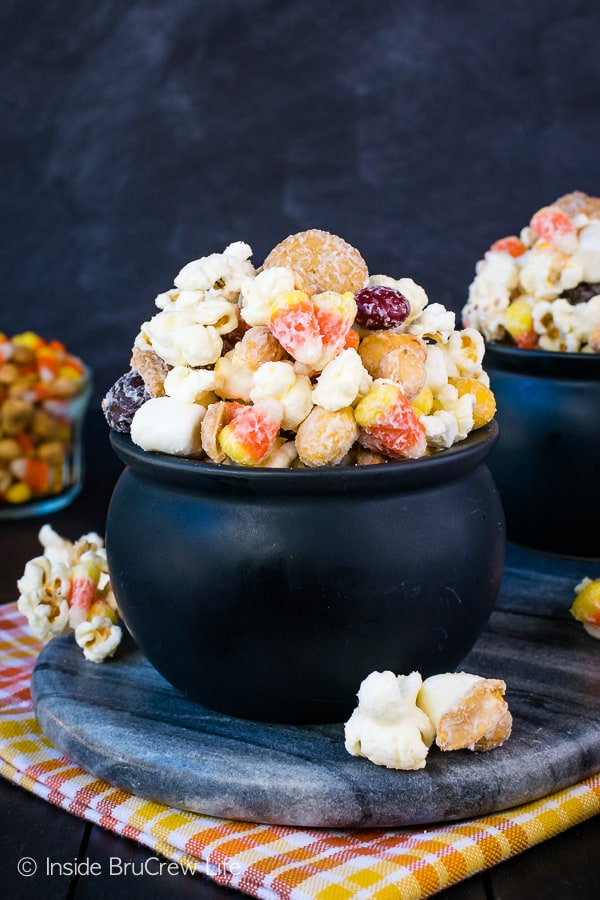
(408, 303, 456, 343)
(239, 266, 297, 326)
(250, 361, 313, 431)
(311, 348, 372, 411)
(417, 672, 512, 752)
(174, 242, 254, 296)
(164, 366, 220, 405)
(139, 310, 223, 368)
(344, 670, 435, 770)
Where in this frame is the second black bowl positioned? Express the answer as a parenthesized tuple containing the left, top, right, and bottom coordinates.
(484, 342, 600, 558)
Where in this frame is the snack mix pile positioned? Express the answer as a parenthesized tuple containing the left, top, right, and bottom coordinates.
(103, 230, 496, 467)
(16, 525, 122, 663)
(0, 332, 88, 506)
(462, 191, 600, 352)
(344, 669, 513, 770)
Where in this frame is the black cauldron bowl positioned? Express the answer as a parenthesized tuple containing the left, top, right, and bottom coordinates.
(106, 422, 505, 724)
(483, 343, 600, 559)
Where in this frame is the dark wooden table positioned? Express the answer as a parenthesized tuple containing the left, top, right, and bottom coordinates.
(1, 411, 598, 899)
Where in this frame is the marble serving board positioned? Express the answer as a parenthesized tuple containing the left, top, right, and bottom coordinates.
(31, 545, 600, 829)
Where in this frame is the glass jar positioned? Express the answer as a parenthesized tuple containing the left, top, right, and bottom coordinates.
(0, 333, 92, 519)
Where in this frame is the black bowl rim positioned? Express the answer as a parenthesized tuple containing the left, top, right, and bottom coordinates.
(484, 340, 600, 377)
(109, 420, 499, 495)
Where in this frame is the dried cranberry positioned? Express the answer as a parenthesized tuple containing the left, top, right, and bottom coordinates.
(354, 286, 411, 330)
(102, 370, 149, 432)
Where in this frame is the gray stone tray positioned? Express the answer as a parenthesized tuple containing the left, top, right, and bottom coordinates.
(31, 545, 600, 829)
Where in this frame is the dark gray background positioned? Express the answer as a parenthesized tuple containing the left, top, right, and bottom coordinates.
(3, 0, 600, 403)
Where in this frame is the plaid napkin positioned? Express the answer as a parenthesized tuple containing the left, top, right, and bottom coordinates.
(1, 601, 599, 900)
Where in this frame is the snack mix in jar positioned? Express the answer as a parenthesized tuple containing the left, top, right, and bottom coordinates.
(462, 191, 600, 352)
(0, 332, 90, 515)
(103, 229, 497, 468)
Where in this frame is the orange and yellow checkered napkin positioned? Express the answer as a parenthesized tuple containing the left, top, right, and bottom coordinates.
(1, 601, 599, 900)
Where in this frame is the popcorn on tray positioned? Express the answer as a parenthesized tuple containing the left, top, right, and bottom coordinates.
(462, 190, 600, 352)
(102, 229, 497, 467)
(344, 668, 512, 770)
(344, 670, 435, 770)
(17, 525, 122, 663)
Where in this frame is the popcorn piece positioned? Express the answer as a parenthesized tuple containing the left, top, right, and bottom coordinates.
(218, 399, 283, 465)
(213, 351, 255, 402)
(462, 253, 518, 340)
(239, 267, 297, 327)
(130, 396, 205, 456)
(75, 613, 122, 663)
(295, 405, 359, 467)
(408, 303, 456, 344)
(164, 365, 220, 405)
(250, 361, 313, 430)
(344, 671, 435, 770)
(420, 347, 449, 397)
(446, 328, 486, 374)
(311, 348, 372, 412)
(417, 672, 512, 752)
(419, 409, 458, 450)
(429, 384, 475, 443)
(139, 310, 223, 368)
(154, 288, 204, 311)
(570, 578, 600, 638)
(17, 555, 71, 639)
(574, 221, 600, 282)
(38, 523, 74, 565)
(173, 242, 255, 297)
